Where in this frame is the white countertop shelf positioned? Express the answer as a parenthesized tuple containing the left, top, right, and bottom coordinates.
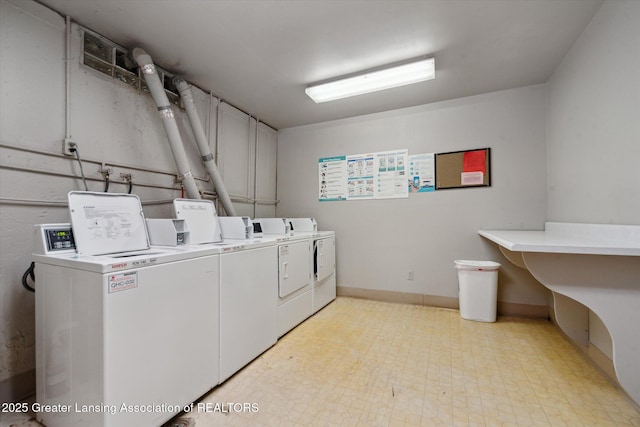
(478, 221, 640, 406)
(478, 222, 640, 256)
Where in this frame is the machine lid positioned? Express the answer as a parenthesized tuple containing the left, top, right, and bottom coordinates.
(173, 198, 222, 244)
(288, 218, 317, 233)
(67, 191, 150, 256)
(255, 218, 288, 235)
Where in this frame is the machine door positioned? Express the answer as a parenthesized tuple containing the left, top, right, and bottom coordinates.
(315, 236, 335, 282)
(279, 240, 311, 298)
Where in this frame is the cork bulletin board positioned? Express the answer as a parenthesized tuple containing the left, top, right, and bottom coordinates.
(435, 148, 491, 190)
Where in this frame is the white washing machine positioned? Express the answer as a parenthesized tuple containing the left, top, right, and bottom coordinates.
(34, 193, 220, 427)
(173, 205, 279, 384)
(216, 239, 278, 382)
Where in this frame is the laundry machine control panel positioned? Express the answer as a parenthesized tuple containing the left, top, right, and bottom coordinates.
(33, 223, 76, 255)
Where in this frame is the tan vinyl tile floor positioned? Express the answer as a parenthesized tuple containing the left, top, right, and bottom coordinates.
(5, 297, 639, 427)
(180, 297, 639, 427)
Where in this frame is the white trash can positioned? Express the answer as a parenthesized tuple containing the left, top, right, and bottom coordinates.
(455, 260, 501, 322)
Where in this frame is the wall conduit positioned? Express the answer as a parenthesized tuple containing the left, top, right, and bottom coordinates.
(131, 48, 201, 199)
(173, 77, 236, 216)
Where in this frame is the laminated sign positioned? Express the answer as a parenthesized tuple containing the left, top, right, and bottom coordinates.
(319, 149, 409, 201)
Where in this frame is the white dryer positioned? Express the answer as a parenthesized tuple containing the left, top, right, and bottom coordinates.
(285, 219, 336, 314)
(313, 231, 336, 313)
(254, 218, 314, 337)
(34, 193, 220, 427)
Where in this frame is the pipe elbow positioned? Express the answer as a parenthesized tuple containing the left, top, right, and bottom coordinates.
(131, 47, 152, 66)
(173, 76, 194, 100)
(172, 76, 187, 88)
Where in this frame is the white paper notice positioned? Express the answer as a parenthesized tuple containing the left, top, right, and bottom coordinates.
(319, 156, 348, 201)
(319, 149, 408, 201)
(375, 150, 408, 199)
(461, 172, 484, 185)
(347, 154, 375, 199)
(408, 153, 435, 193)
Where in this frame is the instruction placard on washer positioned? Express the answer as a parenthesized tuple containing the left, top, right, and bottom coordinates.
(108, 271, 138, 293)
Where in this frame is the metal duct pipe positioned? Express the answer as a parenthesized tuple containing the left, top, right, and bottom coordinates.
(131, 48, 201, 199)
(173, 77, 236, 216)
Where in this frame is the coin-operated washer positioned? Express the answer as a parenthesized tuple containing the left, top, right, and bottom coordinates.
(173, 201, 279, 383)
(217, 216, 253, 240)
(33, 192, 220, 427)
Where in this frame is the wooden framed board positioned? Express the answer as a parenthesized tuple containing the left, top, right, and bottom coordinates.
(435, 148, 491, 190)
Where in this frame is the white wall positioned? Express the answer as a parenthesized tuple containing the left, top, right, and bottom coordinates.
(546, 0, 640, 225)
(277, 85, 549, 306)
(546, 0, 639, 362)
(0, 0, 66, 391)
(0, 0, 276, 396)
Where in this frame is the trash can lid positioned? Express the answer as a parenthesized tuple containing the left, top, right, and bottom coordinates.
(454, 260, 501, 271)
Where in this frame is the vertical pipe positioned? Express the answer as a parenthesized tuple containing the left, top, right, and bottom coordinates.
(173, 77, 236, 216)
(131, 48, 200, 199)
(217, 102, 225, 213)
(209, 91, 221, 214)
(254, 119, 259, 219)
(247, 115, 253, 208)
(63, 16, 72, 152)
(206, 91, 217, 213)
(274, 123, 279, 217)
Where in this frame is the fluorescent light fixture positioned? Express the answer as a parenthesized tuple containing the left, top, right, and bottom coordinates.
(305, 57, 435, 103)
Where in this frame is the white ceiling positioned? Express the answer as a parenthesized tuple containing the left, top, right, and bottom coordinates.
(37, 0, 603, 129)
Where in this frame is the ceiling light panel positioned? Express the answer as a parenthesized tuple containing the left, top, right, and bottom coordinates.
(306, 57, 435, 103)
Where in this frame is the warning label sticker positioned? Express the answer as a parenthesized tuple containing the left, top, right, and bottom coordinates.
(108, 271, 138, 293)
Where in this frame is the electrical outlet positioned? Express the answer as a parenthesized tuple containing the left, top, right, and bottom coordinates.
(63, 139, 76, 156)
(407, 270, 414, 281)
